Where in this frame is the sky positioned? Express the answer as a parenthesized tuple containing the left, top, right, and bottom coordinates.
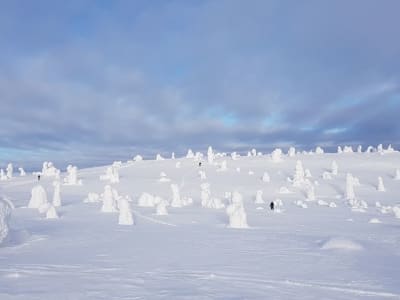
(0, 0, 399, 169)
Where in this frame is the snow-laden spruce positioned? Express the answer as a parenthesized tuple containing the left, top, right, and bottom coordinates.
(28, 185, 49, 212)
(118, 197, 134, 225)
(201, 183, 224, 209)
(292, 160, 305, 187)
(271, 148, 283, 162)
(46, 205, 59, 219)
(0, 198, 12, 244)
(377, 177, 385, 192)
(331, 161, 338, 175)
(6, 163, 13, 179)
(287, 146, 296, 157)
(101, 185, 118, 213)
(18, 167, 26, 176)
(155, 198, 169, 216)
(64, 165, 81, 185)
(262, 172, 270, 183)
(100, 165, 120, 183)
(170, 184, 192, 207)
(207, 146, 214, 164)
(226, 191, 248, 228)
(52, 180, 62, 207)
(42, 162, 59, 177)
(254, 190, 264, 204)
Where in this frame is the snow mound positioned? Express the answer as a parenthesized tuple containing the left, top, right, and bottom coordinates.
(321, 238, 363, 251)
(369, 218, 381, 224)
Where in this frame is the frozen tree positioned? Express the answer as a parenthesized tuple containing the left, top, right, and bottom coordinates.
(254, 190, 264, 204)
(292, 160, 305, 187)
(288, 147, 296, 157)
(395, 169, 400, 180)
(6, 163, 13, 179)
(156, 154, 165, 161)
(0, 198, 12, 244)
(231, 152, 239, 160)
(171, 152, 175, 159)
(200, 183, 224, 209)
(315, 146, 324, 154)
(171, 184, 183, 207)
(84, 193, 100, 203)
(207, 146, 214, 164)
(377, 177, 385, 192)
(0, 169, 7, 181)
(357, 145, 362, 153)
(101, 185, 118, 213)
(251, 148, 257, 156)
(377, 144, 383, 153)
(28, 185, 49, 212)
(64, 165, 81, 185)
(52, 180, 61, 207)
(18, 167, 26, 176)
(331, 161, 338, 175)
(134, 155, 143, 162)
(138, 193, 156, 207)
(304, 169, 312, 178)
(306, 185, 316, 201)
(42, 162, 58, 177)
(118, 197, 134, 225)
(337, 146, 343, 154)
(156, 199, 169, 215)
(346, 173, 356, 201)
(271, 148, 283, 162)
(226, 191, 248, 228)
(199, 170, 207, 180)
(46, 205, 59, 219)
(186, 149, 194, 158)
(175, 162, 181, 168)
(366, 146, 374, 153)
(262, 172, 270, 183)
(343, 146, 354, 153)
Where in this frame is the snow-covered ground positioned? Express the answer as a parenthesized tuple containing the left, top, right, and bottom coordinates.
(1, 149, 400, 299)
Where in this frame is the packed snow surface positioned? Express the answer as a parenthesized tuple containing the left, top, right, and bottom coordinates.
(1, 149, 400, 299)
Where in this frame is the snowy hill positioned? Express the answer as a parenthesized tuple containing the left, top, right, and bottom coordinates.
(1, 148, 400, 299)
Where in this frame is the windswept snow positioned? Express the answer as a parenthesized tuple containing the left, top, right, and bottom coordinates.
(1, 147, 400, 299)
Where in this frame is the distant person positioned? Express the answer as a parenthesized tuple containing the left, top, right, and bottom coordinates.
(270, 201, 274, 211)
(198, 162, 202, 167)
(38, 174, 41, 181)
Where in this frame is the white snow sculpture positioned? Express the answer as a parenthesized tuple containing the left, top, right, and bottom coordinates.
(52, 180, 61, 207)
(28, 185, 48, 212)
(292, 160, 305, 187)
(46, 205, 59, 219)
(18, 167, 26, 176)
(288, 147, 296, 157)
(331, 161, 338, 175)
(262, 172, 270, 183)
(254, 190, 264, 204)
(101, 185, 118, 213)
(271, 148, 283, 162)
(315, 146, 324, 154)
(226, 191, 248, 228)
(394, 169, 400, 180)
(6, 163, 13, 179)
(138, 192, 156, 207)
(207, 146, 214, 164)
(118, 197, 134, 225)
(200, 183, 224, 209)
(186, 149, 194, 159)
(217, 160, 227, 172)
(0, 198, 12, 244)
(377, 177, 385, 192)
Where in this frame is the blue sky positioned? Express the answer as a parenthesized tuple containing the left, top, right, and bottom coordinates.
(0, 0, 399, 169)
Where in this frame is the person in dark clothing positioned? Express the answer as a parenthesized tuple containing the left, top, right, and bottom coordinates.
(198, 162, 202, 167)
(269, 201, 274, 211)
(38, 175, 41, 181)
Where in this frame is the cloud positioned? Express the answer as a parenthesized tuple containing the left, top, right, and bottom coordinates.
(0, 0, 399, 169)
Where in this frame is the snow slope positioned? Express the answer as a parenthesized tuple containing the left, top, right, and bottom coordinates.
(1, 150, 400, 299)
